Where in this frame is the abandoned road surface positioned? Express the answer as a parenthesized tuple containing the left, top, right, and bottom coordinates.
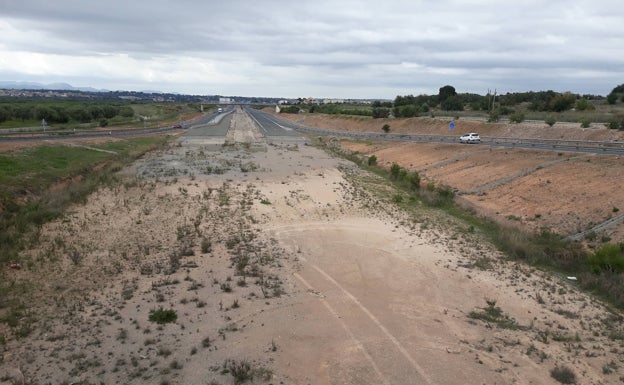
(4, 106, 618, 384)
(214, 108, 607, 384)
(172, 107, 598, 384)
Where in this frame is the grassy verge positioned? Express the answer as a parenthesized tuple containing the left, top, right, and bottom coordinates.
(0, 136, 170, 336)
(0, 137, 169, 262)
(319, 137, 624, 310)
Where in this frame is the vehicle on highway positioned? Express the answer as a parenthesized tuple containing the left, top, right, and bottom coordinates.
(459, 133, 480, 143)
(173, 124, 183, 129)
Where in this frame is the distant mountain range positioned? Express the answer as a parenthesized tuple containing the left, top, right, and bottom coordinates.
(0, 81, 108, 92)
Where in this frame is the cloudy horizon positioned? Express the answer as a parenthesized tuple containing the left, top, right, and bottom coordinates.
(1, 0, 622, 99)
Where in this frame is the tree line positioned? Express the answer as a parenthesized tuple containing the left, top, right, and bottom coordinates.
(281, 83, 624, 121)
(0, 102, 135, 125)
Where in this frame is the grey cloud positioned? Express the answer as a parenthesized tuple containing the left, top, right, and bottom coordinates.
(1, 0, 623, 97)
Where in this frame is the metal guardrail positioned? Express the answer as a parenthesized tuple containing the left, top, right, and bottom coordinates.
(263, 113, 624, 154)
(484, 136, 624, 151)
(286, 124, 624, 153)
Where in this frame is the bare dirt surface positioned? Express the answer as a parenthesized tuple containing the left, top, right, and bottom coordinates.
(278, 113, 624, 243)
(2, 109, 624, 384)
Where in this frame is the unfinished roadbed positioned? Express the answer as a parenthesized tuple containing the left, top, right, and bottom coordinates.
(1, 109, 623, 384)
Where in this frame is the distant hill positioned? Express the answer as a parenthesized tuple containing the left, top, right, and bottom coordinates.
(0, 81, 107, 92)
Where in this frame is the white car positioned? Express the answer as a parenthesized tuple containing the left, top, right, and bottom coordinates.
(459, 133, 480, 143)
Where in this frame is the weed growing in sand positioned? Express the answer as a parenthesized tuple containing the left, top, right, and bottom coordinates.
(148, 308, 178, 324)
(550, 365, 576, 384)
(157, 346, 172, 357)
(201, 237, 212, 253)
(222, 359, 272, 384)
(469, 299, 521, 330)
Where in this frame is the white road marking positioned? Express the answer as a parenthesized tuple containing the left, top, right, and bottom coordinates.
(309, 263, 436, 385)
(293, 272, 391, 385)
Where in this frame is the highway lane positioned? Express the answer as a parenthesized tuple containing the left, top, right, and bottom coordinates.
(184, 112, 232, 137)
(244, 107, 305, 138)
(246, 108, 624, 156)
(2, 106, 623, 156)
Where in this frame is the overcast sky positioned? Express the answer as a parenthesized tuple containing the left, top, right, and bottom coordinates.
(1, 0, 622, 99)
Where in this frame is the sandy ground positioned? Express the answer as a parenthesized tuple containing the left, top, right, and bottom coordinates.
(278, 113, 624, 244)
(2, 109, 624, 384)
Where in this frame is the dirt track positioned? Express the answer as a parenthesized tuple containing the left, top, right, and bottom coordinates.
(2, 109, 624, 384)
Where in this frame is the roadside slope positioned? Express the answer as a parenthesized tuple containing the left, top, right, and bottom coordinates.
(278, 112, 624, 243)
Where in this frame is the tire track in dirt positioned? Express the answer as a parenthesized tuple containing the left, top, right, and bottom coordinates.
(300, 259, 436, 385)
(293, 272, 391, 385)
(296, 252, 435, 385)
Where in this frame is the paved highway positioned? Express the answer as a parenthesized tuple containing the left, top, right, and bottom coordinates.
(2, 106, 623, 156)
(245, 109, 624, 156)
(184, 110, 232, 137)
(244, 107, 305, 138)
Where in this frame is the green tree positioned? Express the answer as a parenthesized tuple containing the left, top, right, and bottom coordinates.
(438, 85, 457, 105)
(382, 124, 390, 133)
(69, 107, 92, 123)
(608, 83, 624, 104)
(611, 84, 624, 94)
(102, 105, 118, 119)
(35, 106, 56, 122)
(0, 106, 10, 123)
(368, 155, 377, 166)
(441, 95, 463, 111)
(88, 105, 104, 120)
(52, 106, 70, 123)
(575, 98, 590, 111)
(548, 93, 576, 112)
(372, 107, 390, 118)
(15, 105, 33, 121)
(119, 106, 135, 118)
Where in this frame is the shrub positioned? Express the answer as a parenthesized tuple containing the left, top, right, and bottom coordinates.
(550, 365, 576, 384)
(408, 171, 421, 191)
(545, 116, 556, 127)
(468, 299, 520, 329)
(588, 243, 624, 273)
(382, 124, 390, 133)
(280, 106, 300, 114)
(575, 98, 590, 111)
(367, 155, 377, 166)
(228, 359, 253, 384)
(148, 308, 177, 324)
(372, 107, 390, 118)
(390, 163, 401, 180)
(579, 117, 591, 128)
(201, 238, 212, 253)
(509, 112, 525, 123)
(487, 110, 500, 122)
